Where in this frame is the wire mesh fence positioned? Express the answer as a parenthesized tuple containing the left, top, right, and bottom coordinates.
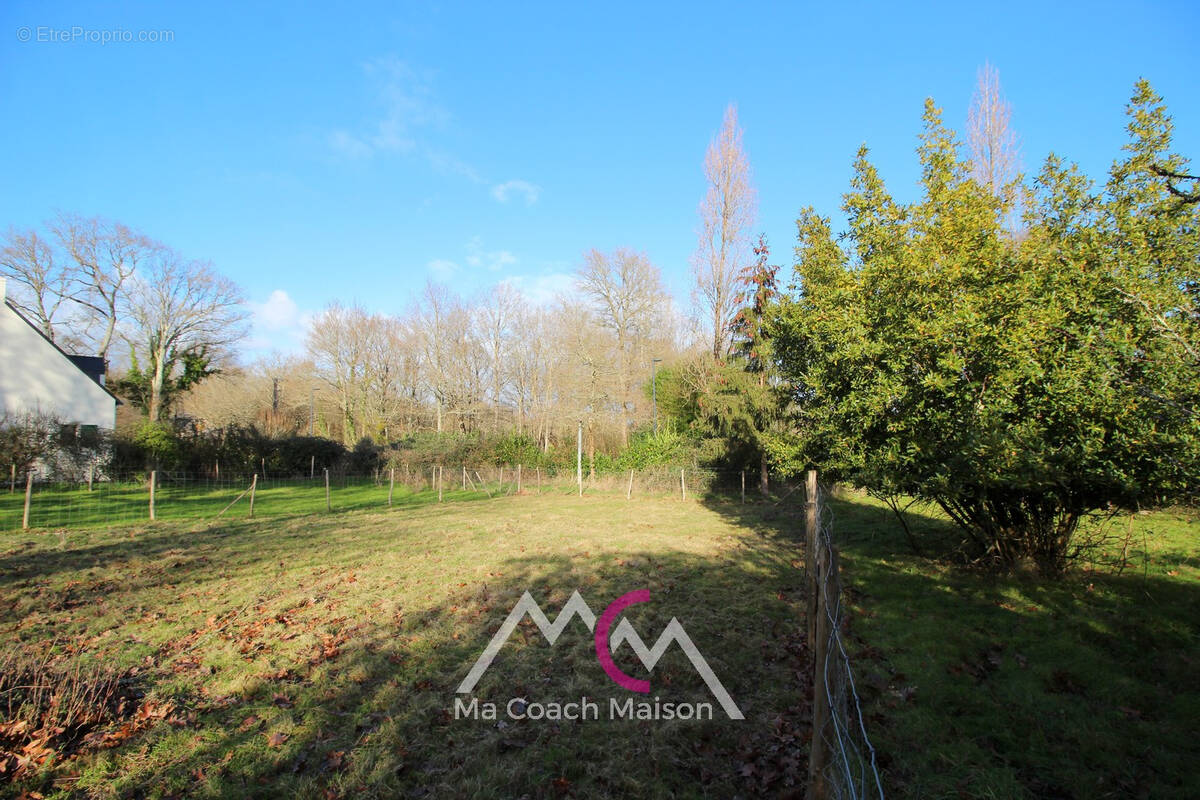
(806, 472, 885, 800)
(0, 463, 797, 532)
(2, 460, 885, 793)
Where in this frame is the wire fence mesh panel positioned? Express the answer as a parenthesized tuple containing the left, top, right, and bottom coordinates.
(0, 462, 887, 794)
(0, 465, 801, 532)
(808, 477, 885, 800)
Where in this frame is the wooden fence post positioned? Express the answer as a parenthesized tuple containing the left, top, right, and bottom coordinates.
(88, 463, 94, 492)
(680, 469, 686, 501)
(22, 471, 33, 530)
(249, 473, 258, 518)
(310, 455, 315, 479)
(438, 466, 443, 503)
(325, 468, 331, 512)
(537, 467, 541, 495)
(11, 463, 16, 493)
(517, 463, 522, 494)
(462, 465, 466, 490)
(741, 470, 745, 504)
(149, 470, 157, 521)
(388, 468, 395, 507)
(627, 469, 634, 500)
(806, 469, 819, 650)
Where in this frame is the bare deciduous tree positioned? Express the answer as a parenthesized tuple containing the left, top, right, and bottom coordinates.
(476, 282, 524, 432)
(53, 214, 148, 361)
(2, 215, 156, 360)
(412, 282, 486, 433)
(123, 250, 247, 422)
(578, 248, 668, 446)
(555, 300, 618, 475)
(0, 228, 70, 342)
(967, 62, 1021, 199)
(307, 303, 372, 444)
(693, 103, 757, 361)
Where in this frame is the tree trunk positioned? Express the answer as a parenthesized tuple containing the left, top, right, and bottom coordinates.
(587, 421, 596, 480)
(759, 451, 769, 497)
(150, 345, 168, 422)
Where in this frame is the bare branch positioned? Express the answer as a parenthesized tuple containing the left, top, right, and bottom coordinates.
(692, 104, 757, 360)
(967, 62, 1021, 199)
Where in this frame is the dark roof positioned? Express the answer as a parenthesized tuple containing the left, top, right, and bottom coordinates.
(3, 298, 122, 403)
(67, 355, 107, 385)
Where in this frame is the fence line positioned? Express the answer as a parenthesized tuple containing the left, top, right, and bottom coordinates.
(0, 464, 797, 532)
(1, 460, 886, 795)
(805, 469, 885, 800)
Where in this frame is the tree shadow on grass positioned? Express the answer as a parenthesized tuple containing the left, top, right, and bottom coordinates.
(2, 499, 815, 799)
(699, 489, 1200, 800)
(0, 493, 497, 592)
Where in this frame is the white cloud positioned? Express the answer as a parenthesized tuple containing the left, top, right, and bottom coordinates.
(245, 289, 313, 355)
(251, 290, 300, 330)
(465, 237, 518, 272)
(328, 56, 481, 184)
(491, 179, 541, 205)
(427, 258, 459, 279)
(499, 272, 578, 306)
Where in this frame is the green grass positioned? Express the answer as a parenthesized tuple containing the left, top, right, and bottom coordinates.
(0, 475, 491, 531)
(2, 485, 1197, 798)
(827, 492, 1200, 799)
(0, 490, 811, 799)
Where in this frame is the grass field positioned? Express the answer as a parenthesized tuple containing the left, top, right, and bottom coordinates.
(831, 494, 1200, 799)
(1, 486, 1197, 798)
(0, 475, 491, 531)
(0, 489, 813, 799)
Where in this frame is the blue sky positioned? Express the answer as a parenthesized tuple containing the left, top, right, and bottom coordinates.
(2, 1, 1197, 356)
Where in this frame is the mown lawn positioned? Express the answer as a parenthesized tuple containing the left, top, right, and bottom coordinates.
(0, 490, 812, 799)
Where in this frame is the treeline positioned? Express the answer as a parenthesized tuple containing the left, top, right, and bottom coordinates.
(182, 249, 689, 467)
(5, 73, 1197, 577)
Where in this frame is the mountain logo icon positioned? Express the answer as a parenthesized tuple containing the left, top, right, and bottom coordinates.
(456, 589, 744, 720)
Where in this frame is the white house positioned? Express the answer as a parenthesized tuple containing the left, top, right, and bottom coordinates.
(0, 277, 118, 431)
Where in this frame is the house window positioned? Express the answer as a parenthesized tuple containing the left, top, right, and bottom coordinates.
(79, 425, 100, 445)
(59, 424, 78, 444)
